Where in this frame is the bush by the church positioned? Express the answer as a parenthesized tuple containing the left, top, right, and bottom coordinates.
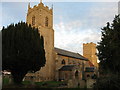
(2, 22, 46, 85)
(93, 74, 120, 89)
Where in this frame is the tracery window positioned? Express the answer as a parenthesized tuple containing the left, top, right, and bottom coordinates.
(32, 16, 35, 26)
(45, 17, 48, 27)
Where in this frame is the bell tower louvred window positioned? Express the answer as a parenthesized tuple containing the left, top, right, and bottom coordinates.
(45, 17, 48, 27)
(32, 16, 35, 26)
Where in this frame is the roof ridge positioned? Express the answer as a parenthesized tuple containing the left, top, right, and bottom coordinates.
(77, 53, 88, 60)
(54, 47, 79, 54)
(54, 47, 88, 61)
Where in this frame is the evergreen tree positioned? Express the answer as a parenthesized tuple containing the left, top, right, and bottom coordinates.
(97, 15, 120, 73)
(2, 22, 46, 84)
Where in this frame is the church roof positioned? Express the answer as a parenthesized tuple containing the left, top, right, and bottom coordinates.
(59, 65, 75, 71)
(54, 47, 88, 61)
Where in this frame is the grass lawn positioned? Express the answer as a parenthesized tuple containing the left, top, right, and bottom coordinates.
(35, 81, 67, 88)
(2, 77, 67, 88)
(3, 79, 88, 89)
(2, 77, 88, 89)
(2, 77, 10, 85)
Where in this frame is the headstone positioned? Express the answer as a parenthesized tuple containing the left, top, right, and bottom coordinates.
(86, 78, 96, 88)
(68, 79, 73, 88)
(68, 79, 79, 88)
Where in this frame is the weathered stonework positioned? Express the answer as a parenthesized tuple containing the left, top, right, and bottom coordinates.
(54, 55, 85, 81)
(26, 2, 55, 82)
(83, 42, 98, 68)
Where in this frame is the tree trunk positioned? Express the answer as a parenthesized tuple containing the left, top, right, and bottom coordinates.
(11, 70, 27, 85)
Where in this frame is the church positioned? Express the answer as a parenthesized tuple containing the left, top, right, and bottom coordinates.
(25, 1, 98, 82)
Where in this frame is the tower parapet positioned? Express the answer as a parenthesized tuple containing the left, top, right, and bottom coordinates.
(27, 2, 53, 29)
(27, 2, 53, 15)
(83, 42, 96, 46)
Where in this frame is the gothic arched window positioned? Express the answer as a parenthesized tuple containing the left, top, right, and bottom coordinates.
(32, 16, 35, 26)
(45, 17, 48, 27)
(61, 59, 65, 64)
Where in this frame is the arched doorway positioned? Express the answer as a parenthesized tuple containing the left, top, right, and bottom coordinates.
(75, 70, 79, 79)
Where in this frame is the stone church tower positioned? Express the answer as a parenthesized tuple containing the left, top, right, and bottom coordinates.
(83, 42, 98, 68)
(26, 1, 55, 81)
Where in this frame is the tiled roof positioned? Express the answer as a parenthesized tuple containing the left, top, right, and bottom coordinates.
(54, 47, 88, 61)
(59, 65, 75, 71)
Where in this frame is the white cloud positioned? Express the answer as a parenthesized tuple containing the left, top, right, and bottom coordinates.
(54, 3, 117, 54)
(87, 3, 118, 29)
(54, 21, 101, 54)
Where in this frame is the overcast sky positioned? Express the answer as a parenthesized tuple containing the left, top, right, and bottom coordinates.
(0, 1, 118, 54)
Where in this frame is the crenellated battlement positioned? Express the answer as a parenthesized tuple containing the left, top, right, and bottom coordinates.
(83, 42, 96, 46)
(28, 2, 53, 15)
